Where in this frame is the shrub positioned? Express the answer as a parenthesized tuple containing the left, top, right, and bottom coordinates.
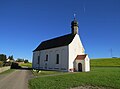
(11, 62, 21, 69)
(24, 60, 29, 63)
(0, 61, 3, 67)
(3, 62, 12, 66)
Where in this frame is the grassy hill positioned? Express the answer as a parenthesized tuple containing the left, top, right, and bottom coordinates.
(19, 63, 32, 68)
(91, 58, 120, 67)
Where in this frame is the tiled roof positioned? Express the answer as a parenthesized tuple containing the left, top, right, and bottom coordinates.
(75, 54, 87, 60)
(33, 34, 75, 52)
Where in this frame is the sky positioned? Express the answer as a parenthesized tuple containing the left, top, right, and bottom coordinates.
(0, 0, 120, 61)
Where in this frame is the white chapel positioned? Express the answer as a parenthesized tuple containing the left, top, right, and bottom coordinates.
(32, 18, 90, 72)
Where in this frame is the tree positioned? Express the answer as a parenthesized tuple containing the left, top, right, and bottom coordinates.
(24, 59, 29, 63)
(8, 55, 14, 60)
(0, 54, 7, 62)
(0, 61, 3, 67)
(16, 58, 24, 62)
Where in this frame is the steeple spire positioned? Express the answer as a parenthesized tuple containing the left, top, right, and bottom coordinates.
(71, 14, 79, 35)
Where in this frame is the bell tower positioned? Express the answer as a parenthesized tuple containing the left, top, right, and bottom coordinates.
(71, 14, 79, 35)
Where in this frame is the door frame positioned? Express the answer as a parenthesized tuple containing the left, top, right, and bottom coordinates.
(78, 63, 82, 72)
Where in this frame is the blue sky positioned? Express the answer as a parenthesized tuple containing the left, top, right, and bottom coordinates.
(0, 0, 120, 61)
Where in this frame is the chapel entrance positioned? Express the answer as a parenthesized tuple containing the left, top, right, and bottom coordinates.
(78, 63, 82, 72)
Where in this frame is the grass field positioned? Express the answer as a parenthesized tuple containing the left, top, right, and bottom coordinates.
(32, 70, 64, 76)
(19, 63, 32, 68)
(0, 69, 15, 75)
(91, 58, 120, 67)
(29, 58, 120, 89)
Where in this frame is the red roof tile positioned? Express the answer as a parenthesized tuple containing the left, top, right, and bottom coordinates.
(75, 54, 87, 60)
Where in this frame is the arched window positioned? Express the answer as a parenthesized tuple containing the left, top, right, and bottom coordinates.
(56, 54, 59, 64)
(46, 54, 48, 61)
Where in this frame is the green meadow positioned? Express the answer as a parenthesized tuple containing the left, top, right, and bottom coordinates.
(91, 58, 120, 67)
(29, 58, 120, 89)
(19, 63, 32, 68)
(0, 69, 15, 75)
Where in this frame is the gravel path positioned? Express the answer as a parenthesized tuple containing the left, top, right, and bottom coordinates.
(0, 69, 33, 89)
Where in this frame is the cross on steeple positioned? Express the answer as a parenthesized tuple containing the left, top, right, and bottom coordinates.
(74, 14, 76, 20)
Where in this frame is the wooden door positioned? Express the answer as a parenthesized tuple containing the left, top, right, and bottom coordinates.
(78, 63, 82, 72)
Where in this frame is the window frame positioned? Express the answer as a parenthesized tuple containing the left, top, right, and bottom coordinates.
(45, 54, 48, 61)
(56, 54, 59, 64)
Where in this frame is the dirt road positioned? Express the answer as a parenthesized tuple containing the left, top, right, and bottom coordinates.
(0, 69, 33, 89)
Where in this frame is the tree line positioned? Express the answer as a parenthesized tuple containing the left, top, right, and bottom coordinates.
(0, 54, 14, 62)
(0, 54, 29, 67)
